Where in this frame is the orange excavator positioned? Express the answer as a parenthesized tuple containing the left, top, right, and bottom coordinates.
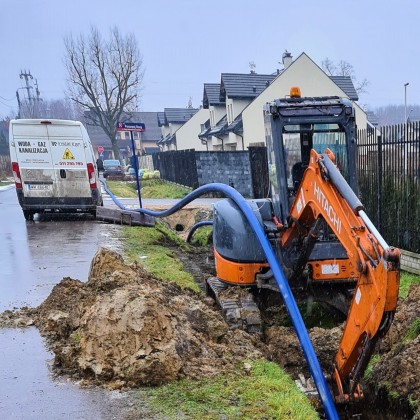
(207, 88, 400, 402)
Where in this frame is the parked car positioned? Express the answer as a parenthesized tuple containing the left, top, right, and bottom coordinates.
(103, 159, 124, 179)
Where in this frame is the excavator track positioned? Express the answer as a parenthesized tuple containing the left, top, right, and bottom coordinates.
(206, 277, 262, 334)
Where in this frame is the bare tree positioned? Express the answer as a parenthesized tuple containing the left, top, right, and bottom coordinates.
(64, 26, 143, 160)
(322, 58, 369, 95)
(34, 98, 83, 120)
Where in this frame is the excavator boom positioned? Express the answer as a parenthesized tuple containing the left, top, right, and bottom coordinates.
(283, 149, 400, 400)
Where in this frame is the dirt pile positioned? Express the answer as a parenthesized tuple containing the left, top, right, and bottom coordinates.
(365, 284, 420, 417)
(34, 248, 262, 389)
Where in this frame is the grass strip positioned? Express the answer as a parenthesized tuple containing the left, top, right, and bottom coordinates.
(106, 179, 190, 199)
(146, 360, 319, 419)
(399, 271, 420, 298)
(122, 222, 200, 293)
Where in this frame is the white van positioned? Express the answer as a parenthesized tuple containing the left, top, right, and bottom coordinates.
(9, 119, 103, 220)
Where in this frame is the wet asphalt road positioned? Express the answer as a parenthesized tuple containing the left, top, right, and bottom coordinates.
(0, 186, 133, 420)
(0, 185, 217, 419)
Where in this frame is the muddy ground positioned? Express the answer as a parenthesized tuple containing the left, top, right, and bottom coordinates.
(1, 240, 419, 418)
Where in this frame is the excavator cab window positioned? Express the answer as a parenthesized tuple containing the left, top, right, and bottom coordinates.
(282, 123, 349, 194)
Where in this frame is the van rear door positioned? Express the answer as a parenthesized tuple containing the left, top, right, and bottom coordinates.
(12, 121, 57, 198)
(47, 123, 92, 198)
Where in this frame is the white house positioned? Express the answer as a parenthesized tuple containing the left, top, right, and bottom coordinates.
(194, 52, 367, 152)
(173, 107, 209, 151)
(157, 107, 200, 151)
(241, 52, 367, 148)
(202, 73, 276, 151)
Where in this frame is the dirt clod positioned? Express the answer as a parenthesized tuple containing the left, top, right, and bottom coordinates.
(365, 285, 420, 418)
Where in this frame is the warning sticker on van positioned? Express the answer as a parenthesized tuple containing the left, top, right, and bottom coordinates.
(51, 140, 85, 167)
(62, 148, 75, 159)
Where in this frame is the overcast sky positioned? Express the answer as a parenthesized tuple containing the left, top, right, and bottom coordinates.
(1, 0, 419, 118)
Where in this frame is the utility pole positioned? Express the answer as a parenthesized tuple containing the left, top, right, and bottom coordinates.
(20, 70, 33, 103)
(18, 70, 42, 118)
(15, 90, 22, 119)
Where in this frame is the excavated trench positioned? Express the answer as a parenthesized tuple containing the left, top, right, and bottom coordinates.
(0, 211, 418, 419)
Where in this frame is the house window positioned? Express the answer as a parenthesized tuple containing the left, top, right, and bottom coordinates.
(228, 104, 234, 124)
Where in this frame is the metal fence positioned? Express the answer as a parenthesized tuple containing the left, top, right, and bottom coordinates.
(152, 149, 198, 188)
(357, 123, 420, 253)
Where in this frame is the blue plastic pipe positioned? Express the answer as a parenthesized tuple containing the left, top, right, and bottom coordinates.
(100, 180, 339, 419)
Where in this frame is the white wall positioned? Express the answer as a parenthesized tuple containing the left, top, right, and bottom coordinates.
(209, 104, 226, 127)
(175, 108, 210, 151)
(226, 98, 250, 123)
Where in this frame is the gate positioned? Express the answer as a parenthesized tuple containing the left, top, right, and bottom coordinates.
(249, 147, 269, 198)
(152, 149, 198, 188)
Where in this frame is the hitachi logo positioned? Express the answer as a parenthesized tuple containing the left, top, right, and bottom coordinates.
(314, 182, 342, 234)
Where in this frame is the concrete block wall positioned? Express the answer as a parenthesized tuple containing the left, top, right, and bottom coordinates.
(196, 151, 253, 197)
(401, 250, 420, 275)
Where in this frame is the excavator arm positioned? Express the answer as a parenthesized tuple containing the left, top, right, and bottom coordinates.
(280, 149, 400, 402)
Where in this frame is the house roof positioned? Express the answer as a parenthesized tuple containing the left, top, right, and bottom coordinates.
(159, 108, 199, 125)
(206, 115, 228, 138)
(329, 76, 359, 101)
(220, 73, 277, 101)
(226, 114, 243, 135)
(125, 112, 161, 142)
(83, 121, 111, 148)
(84, 111, 161, 148)
(203, 83, 222, 108)
(157, 133, 176, 145)
(144, 147, 160, 154)
(366, 111, 379, 126)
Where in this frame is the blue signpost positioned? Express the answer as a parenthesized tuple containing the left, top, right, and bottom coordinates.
(116, 121, 146, 208)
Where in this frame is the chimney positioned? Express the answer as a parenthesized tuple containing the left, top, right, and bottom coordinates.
(282, 50, 293, 69)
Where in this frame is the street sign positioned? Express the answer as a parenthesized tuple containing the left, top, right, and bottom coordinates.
(97, 145, 104, 153)
(116, 122, 146, 132)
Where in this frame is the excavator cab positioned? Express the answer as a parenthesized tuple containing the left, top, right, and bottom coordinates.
(264, 92, 358, 225)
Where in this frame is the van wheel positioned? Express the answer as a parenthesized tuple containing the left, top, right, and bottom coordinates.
(23, 211, 34, 221)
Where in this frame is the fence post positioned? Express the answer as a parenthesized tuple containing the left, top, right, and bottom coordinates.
(377, 134, 382, 231)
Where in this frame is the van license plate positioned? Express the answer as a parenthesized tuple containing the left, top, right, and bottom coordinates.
(27, 184, 52, 191)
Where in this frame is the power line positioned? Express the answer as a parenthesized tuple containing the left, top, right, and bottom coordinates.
(0, 95, 15, 102)
(0, 97, 15, 108)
